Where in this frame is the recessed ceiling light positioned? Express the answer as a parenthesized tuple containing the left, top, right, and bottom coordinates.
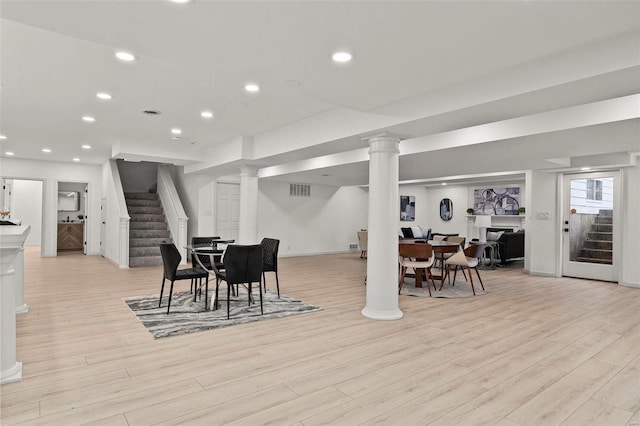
(5, 151, 14, 156)
(332, 51, 352, 63)
(96, 92, 112, 100)
(171, 128, 182, 135)
(200, 111, 213, 119)
(244, 83, 260, 92)
(0, 135, 6, 140)
(42, 148, 51, 153)
(580, 167, 591, 171)
(115, 51, 136, 62)
(82, 116, 95, 122)
(73, 158, 80, 162)
(441, 182, 447, 186)
(169, 0, 191, 3)
(82, 144, 91, 149)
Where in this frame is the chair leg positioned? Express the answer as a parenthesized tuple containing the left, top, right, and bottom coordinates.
(214, 278, 220, 311)
(398, 266, 407, 294)
(262, 272, 266, 293)
(248, 282, 252, 306)
(159, 277, 166, 307)
(166, 280, 175, 314)
(474, 267, 485, 291)
(275, 271, 280, 298)
(204, 275, 209, 310)
(467, 267, 476, 295)
(452, 267, 458, 286)
(227, 282, 231, 319)
(258, 281, 264, 314)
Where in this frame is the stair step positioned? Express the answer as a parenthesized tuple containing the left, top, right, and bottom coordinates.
(583, 240, 613, 250)
(130, 256, 164, 267)
(587, 232, 612, 241)
(130, 229, 170, 238)
(594, 217, 613, 225)
(130, 246, 162, 257)
(579, 248, 612, 260)
(125, 192, 159, 200)
(126, 199, 161, 208)
(130, 222, 168, 230)
(130, 214, 166, 223)
(128, 206, 163, 215)
(575, 257, 613, 265)
(590, 224, 612, 232)
(130, 237, 172, 247)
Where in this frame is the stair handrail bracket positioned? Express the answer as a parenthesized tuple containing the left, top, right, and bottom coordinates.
(157, 165, 188, 263)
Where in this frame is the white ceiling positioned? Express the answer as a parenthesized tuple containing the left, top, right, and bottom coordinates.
(1, 1, 639, 186)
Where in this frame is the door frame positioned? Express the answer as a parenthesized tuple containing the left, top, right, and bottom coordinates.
(561, 170, 621, 282)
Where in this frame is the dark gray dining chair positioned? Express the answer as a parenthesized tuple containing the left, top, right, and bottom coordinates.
(159, 243, 209, 314)
(213, 244, 264, 319)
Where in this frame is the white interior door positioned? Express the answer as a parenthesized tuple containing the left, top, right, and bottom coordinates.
(562, 171, 619, 282)
(100, 197, 106, 257)
(216, 183, 240, 241)
(83, 186, 88, 254)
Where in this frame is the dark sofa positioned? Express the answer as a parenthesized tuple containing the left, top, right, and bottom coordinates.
(488, 228, 525, 264)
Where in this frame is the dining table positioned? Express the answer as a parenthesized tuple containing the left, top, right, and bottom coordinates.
(185, 240, 235, 310)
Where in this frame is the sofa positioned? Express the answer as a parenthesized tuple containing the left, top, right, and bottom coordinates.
(487, 228, 525, 264)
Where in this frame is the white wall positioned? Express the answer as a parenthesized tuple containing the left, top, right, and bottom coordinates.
(258, 181, 368, 256)
(9, 179, 43, 246)
(117, 160, 158, 193)
(620, 163, 640, 287)
(425, 185, 469, 237)
(528, 171, 561, 276)
(1, 158, 102, 257)
(398, 185, 429, 232)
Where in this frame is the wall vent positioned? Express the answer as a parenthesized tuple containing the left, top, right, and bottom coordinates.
(289, 183, 311, 197)
(349, 244, 359, 250)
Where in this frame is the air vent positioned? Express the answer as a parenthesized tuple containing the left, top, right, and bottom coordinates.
(289, 183, 311, 197)
(143, 110, 161, 115)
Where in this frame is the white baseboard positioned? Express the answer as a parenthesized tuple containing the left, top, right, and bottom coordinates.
(529, 270, 560, 277)
(619, 281, 640, 288)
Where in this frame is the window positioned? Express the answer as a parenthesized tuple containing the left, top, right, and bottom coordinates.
(586, 179, 603, 201)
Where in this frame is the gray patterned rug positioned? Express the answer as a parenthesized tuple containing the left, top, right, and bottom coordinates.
(400, 277, 488, 298)
(123, 288, 322, 339)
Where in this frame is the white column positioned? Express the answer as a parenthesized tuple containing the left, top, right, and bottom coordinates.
(0, 225, 31, 384)
(362, 134, 403, 320)
(239, 166, 259, 244)
(14, 247, 29, 314)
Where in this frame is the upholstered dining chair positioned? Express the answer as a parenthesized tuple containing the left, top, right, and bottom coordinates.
(260, 237, 280, 298)
(442, 236, 467, 282)
(213, 244, 264, 319)
(398, 242, 436, 296)
(159, 243, 209, 314)
(357, 231, 368, 258)
(444, 243, 486, 295)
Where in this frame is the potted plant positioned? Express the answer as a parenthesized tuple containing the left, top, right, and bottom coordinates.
(77, 214, 85, 222)
(466, 208, 475, 215)
(518, 207, 525, 215)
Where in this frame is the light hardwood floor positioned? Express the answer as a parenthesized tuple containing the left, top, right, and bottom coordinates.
(1, 247, 639, 425)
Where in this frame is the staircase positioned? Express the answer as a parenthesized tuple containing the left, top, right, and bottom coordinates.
(576, 210, 613, 265)
(126, 192, 171, 267)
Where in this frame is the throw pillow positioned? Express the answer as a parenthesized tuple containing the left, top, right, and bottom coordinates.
(411, 226, 422, 238)
(401, 227, 413, 238)
(487, 231, 504, 241)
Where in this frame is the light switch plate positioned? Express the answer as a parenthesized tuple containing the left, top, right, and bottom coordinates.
(536, 212, 550, 220)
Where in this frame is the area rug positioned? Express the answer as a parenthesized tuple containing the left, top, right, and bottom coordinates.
(123, 288, 322, 339)
(400, 277, 488, 298)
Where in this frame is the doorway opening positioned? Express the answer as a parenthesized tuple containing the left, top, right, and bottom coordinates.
(1, 178, 44, 253)
(57, 181, 89, 255)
